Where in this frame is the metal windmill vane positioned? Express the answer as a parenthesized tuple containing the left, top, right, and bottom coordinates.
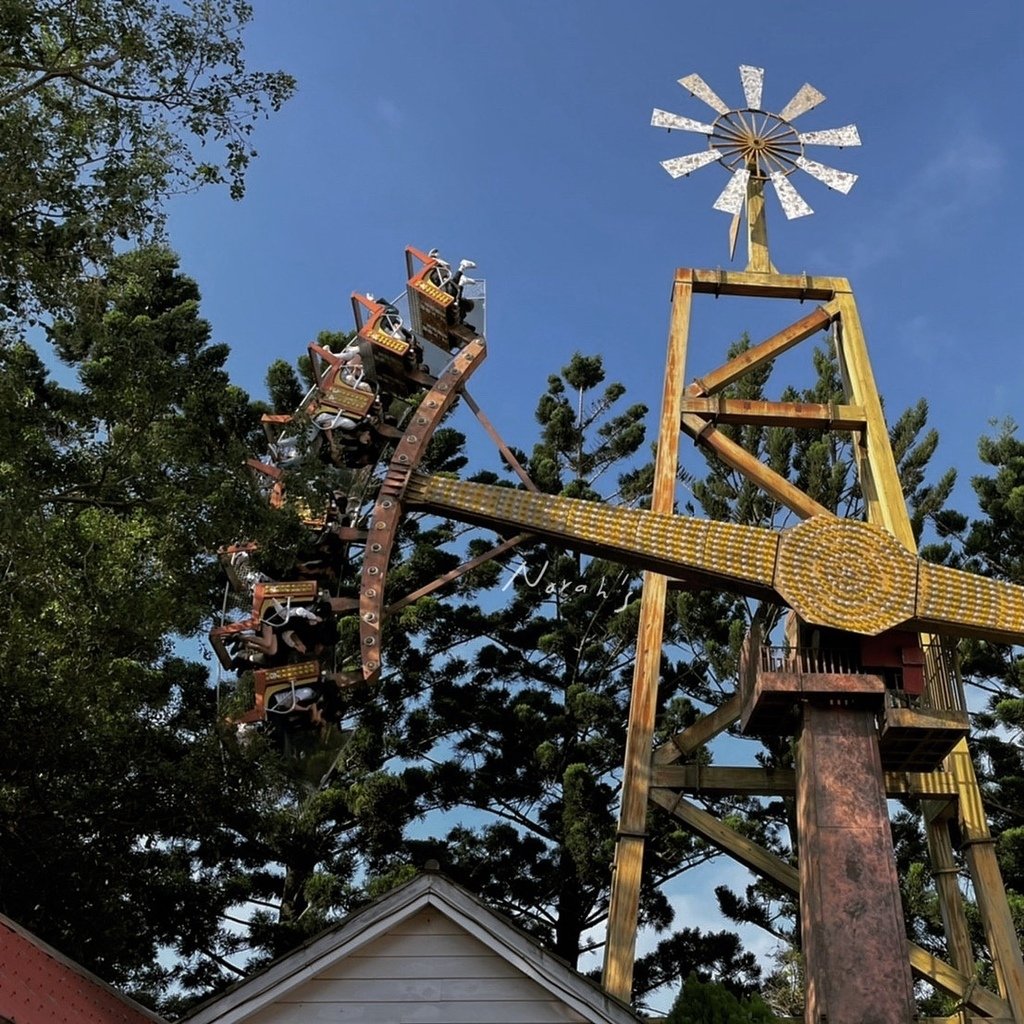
(652, 65, 860, 261)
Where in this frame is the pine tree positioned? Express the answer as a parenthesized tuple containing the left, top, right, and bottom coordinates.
(0, 246, 299, 1000)
(338, 352, 763, 998)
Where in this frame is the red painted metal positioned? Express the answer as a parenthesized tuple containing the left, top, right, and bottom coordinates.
(358, 339, 487, 682)
(0, 914, 159, 1024)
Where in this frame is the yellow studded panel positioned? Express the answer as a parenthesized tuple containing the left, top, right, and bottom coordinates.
(367, 326, 410, 355)
(412, 475, 777, 588)
(259, 661, 321, 685)
(775, 516, 916, 634)
(918, 562, 1024, 642)
(414, 279, 455, 307)
(701, 519, 779, 586)
(408, 474, 1024, 643)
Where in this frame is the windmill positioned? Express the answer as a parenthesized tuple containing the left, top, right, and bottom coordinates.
(652, 65, 861, 268)
(598, 65, 1024, 1023)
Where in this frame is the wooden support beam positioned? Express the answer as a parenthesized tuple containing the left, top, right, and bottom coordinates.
(689, 306, 833, 397)
(924, 807, 976, 976)
(650, 790, 1011, 1018)
(744, 175, 775, 274)
(679, 397, 866, 430)
(652, 695, 741, 765)
(908, 946, 1012, 1020)
(688, 268, 849, 300)
(602, 270, 693, 1002)
(948, 740, 1024, 1015)
(649, 789, 799, 890)
(650, 764, 960, 799)
(681, 413, 830, 520)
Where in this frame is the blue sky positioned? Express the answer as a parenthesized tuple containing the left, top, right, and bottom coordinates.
(165, 0, 1022, 521)
(161, 0, 1021, 1005)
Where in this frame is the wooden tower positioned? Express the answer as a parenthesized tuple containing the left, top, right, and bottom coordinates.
(601, 65, 1024, 1024)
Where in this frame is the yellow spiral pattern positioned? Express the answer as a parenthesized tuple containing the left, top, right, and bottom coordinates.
(774, 516, 916, 634)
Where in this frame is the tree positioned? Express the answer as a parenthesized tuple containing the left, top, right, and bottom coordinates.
(666, 974, 776, 1024)
(335, 352, 763, 1002)
(0, 0, 294, 318)
(0, 245, 304, 1003)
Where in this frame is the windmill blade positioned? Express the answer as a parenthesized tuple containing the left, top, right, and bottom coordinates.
(798, 124, 862, 147)
(660, 149, 721, 178)
(651, 108, 716, 134)
(678, 73, 730, 115)
(740, 65, 764, 109)
(796, 156, 858, 194)
(770, 171, 813, 219)
(713, 167, 750, 214)
(778, 83, 826, 121)
(728, 211, 742, 261)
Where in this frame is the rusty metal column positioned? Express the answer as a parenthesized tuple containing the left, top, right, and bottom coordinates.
(798, 703, 916, 1024)
(602, 270, 693, 1001)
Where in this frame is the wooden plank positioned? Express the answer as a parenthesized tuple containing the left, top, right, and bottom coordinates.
(289, 976, 569, 1003)
(948, 737, 1024, 1014)
(924, 812, 976, 976)
(679, 397, 866, 431)
(387, 909, 471, 935)
(602, 271, 693, 1002)
(652, 695, 741, 765)
(651, 764, 959, 797)
(681, 413, 830, 520)
(342, 930, 493, 958)
(689, 306, 833, 397)
(328, 955, 521, 980)
(908, 946, 1012, 1019)
(248, 1001, 588, 1024)
(652, 765, 794, 794)
(649, 790, 799, 889)
(745, 176, 774, 274)
(688, 268, 849, 299)
(829, 293, 907, 542)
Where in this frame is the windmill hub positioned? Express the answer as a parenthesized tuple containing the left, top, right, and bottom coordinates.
(713, 110, 802, 179)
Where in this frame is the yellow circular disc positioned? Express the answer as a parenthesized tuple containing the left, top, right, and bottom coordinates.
(775, 516, 916, 635)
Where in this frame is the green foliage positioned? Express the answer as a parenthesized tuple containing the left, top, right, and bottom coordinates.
(666, 974, 776, 1024)
(0, 0, 295, 318)
(0, 245, 297, 1000)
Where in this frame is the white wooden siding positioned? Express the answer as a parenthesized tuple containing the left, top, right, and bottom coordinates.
(246, 908, 588, 1024)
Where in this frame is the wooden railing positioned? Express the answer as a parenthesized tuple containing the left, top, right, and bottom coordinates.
(740, 633, 966, 715)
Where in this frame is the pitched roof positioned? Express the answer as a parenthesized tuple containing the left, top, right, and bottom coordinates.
(0, 913, 164, 1024)
(183, 871, 641, 1024)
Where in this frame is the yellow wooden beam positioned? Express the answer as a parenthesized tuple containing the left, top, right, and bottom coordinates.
(688, 268, 849, 299)
(602, 270, 693, 1002)
(650, 764, 960, 799)
(680, 397, 866, 430)
(652, 695, 741, 766)
(689, 306, 833, 397)
(681, 413, 831, 520)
